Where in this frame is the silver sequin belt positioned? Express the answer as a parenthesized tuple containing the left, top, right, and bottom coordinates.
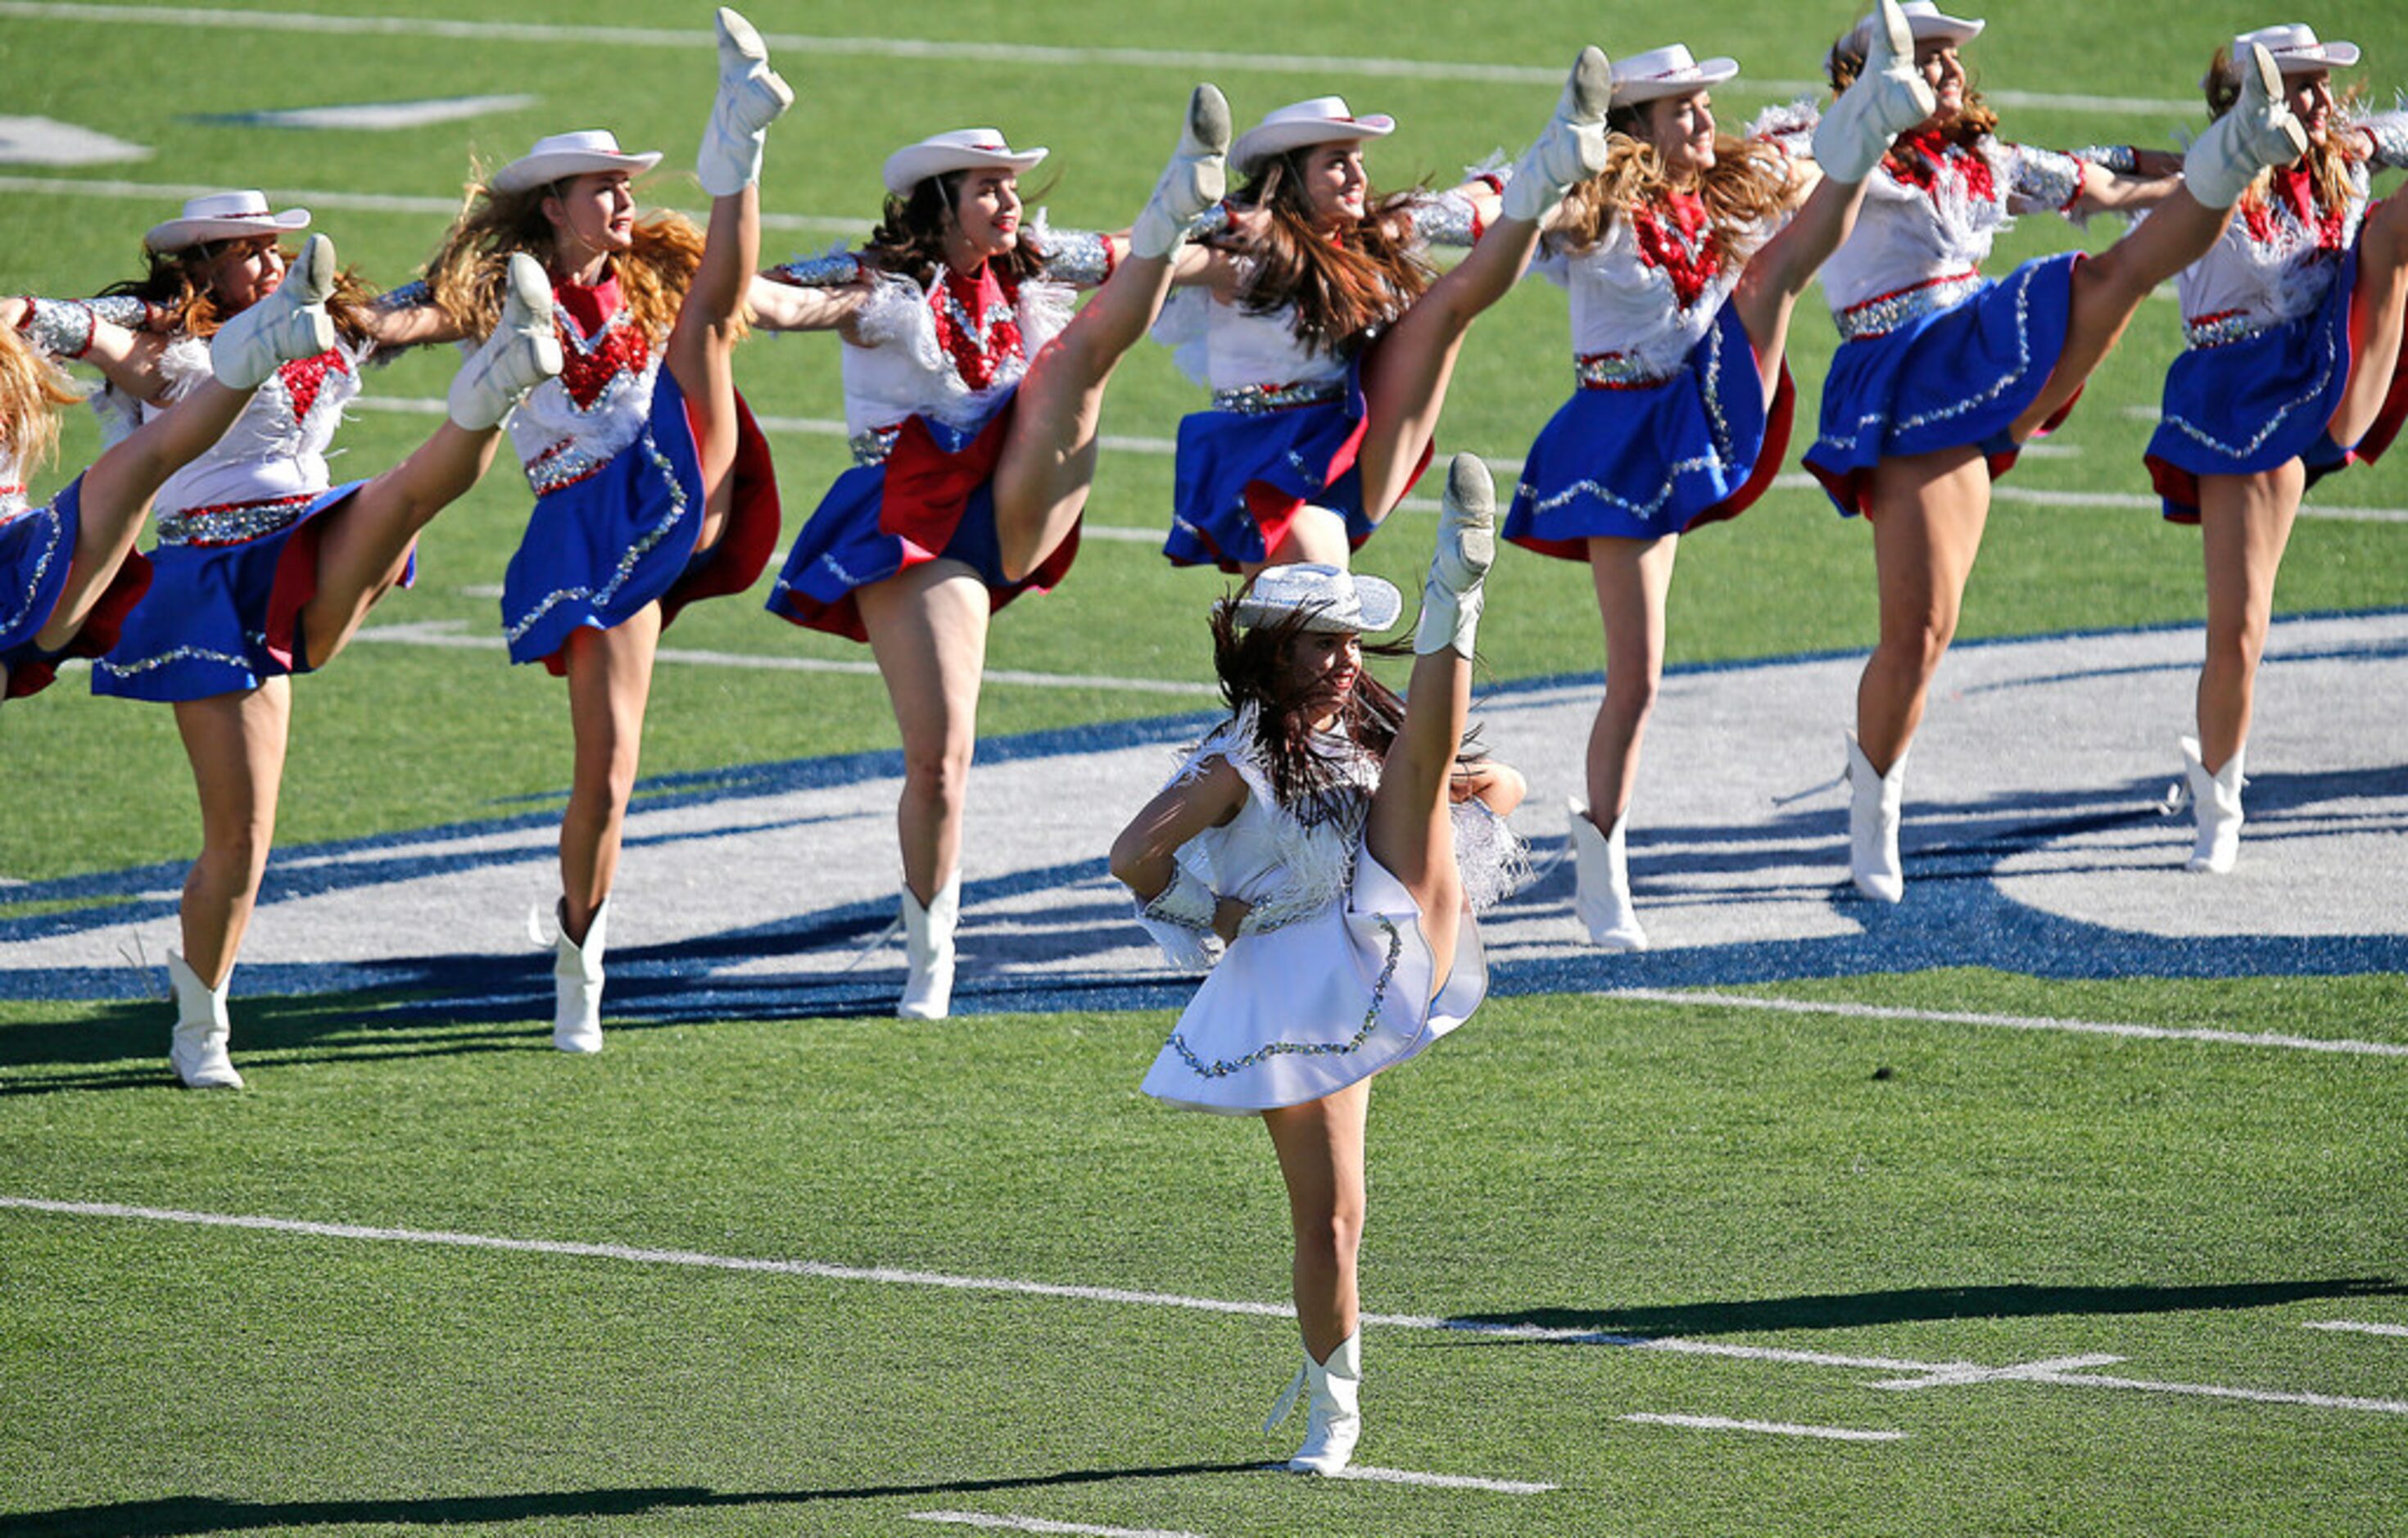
(1575, 351, 1678, 390)
(849, 424, 903, 468)
(1209, 379, 1345, 415)
(2182, 310, 2275, 351)
(527, 440, 611, 497)
(1835, 272, 1983, 342)
(155, 492, 315, 547)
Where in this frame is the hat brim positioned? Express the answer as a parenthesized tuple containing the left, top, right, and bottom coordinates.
(881, 146, 1049, 197)
(1232, 573, 1404, 634)
(2270, 43, 2360, 73)
(491, 148, 664, 196)
(1904, 13, 1985, 46)
(1611, 59, 1742, 107)
(1231, 115, 1396, 176)
(143, 209, 310, 253)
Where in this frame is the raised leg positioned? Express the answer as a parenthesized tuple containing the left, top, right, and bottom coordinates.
(1249, 504, 1354, 572)
(1730, 175, 1870, 400)
(172, 681, 292, 987)
(2333, 193, 2408, 449)
(295, 427, 505, 667)
(1853, 446, 1990, 772)
(2193, 463, 2302, 773)
(559, 604, 663, 946)
(993, 84, 1230, 581)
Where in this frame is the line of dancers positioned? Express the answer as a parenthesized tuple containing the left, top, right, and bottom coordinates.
(2, 2, 2397, 1475)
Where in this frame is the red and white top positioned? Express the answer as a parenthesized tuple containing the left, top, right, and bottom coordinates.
(1536, 189, 1781, 382)
(124, 334, 366, 527)
(2175, 120, 2405, 348)
(840, 259, 1077, 446)
(507, 274, 664, 497)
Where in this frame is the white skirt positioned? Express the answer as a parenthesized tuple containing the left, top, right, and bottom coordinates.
(1139, 843, 1487, 1114)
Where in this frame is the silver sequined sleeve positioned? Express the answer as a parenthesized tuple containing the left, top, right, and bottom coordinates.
(20, 298, 98, 359)
(2012, 146, 2086, 212)
(1409, 188, 1482, 248)
(765, 249, 864, 287)
(375, 278, 433, 311)
(2067, 144, 2138, 176)
(2360, 111, 2408, 170)
(1036, 228, 1114, 287)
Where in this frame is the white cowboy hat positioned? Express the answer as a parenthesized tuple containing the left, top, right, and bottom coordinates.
(490, 130, 664, 196)
(143, 191, 311, 253)
(1609, 45, 1741, 109)
(881, 129, 1049, 197)
(1230, 97, 1396, 176)
(2233, 23, 2360, 75)
(1853, 2, 1984, 52)
(1232, 563, 1403, 635)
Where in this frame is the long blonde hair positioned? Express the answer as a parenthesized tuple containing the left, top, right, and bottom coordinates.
(2204, 46, 2365, 216)
(422, 174, 710, 342)
(1221, 149, 1431, 359)
(0, 325, 83, 473)
(1555, 106, 1797, 265)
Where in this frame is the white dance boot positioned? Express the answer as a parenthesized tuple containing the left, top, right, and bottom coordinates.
(447, 252, 562, 431)
(1265, 1332, 1361, 1476)
(1569, 798, 1648, 951)
(696, 7, 794, 197)
(898, 874, 960, 1020)
(167, 952, 243, 1089)
(1414, 454, 1495, 659)
(2184, 43, 2307, 209)
(209, 232, 335, 390)
(1130, 84, 1231, 260)
(2180, 736, 2246, 875)
(1812, 0, 1937, 183)
(551, 898, 609, 1054)
(1846, 731, 1907, 903)
(1501, 46, 1613, 223)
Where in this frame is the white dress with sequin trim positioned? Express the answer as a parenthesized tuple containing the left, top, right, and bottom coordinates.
(1137, 709, 1523, 1115)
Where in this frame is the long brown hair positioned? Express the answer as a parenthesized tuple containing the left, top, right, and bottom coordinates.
(0, 325, 80, 471)
(2204, 47, 2365, 216)
(1555, 104, 1798, 267)
(1209, 599, 1405, 826)
(860, 170, 1052, 287)
(1221, 148, 1432, 359)
(97, 240, 378, 346)
(421, 174, 707, 342)
(1826, 34, 1999, 161)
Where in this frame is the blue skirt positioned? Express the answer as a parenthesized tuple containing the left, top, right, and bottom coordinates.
(1, 477, 153, 700)
(2144, 241, 2403, 521)
(1804, 252, 2081, 517)
(1505, 304, 1795, 556)
(503, 369, 781, 672)
(767, 399, 1077, 644)
(1166, 349, 1425, 572)
(93, 479, 377, 703)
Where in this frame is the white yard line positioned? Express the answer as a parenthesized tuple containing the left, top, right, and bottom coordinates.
(910, 1514, 1205, 1538)
(1328, 1466, 1557, 1494)
(1622, 1413, 1903, 1443)
(349, 619, 1220, 697)
(7, 1196, 2403, 1417)
(0, 4, 2207, 114)
(2305, 1320, 2408, 1338)
(1602, 988, 2408, 1059)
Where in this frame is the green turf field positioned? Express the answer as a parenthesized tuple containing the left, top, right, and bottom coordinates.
(3, 2, 2405, 1532)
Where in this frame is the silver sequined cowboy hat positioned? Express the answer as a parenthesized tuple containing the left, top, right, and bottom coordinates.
(1230, 97, 1396, 177)
(1609, 45, 1741, 109)
(491, 130, 664, 195)
(144, 191, 311, 254)
(1232, 563, 1403, 635)
(882, 129, 1049, 197)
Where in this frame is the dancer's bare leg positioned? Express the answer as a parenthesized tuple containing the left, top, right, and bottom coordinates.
(296, 426, 507, 667)
(559, 605, 662, 944)
(2332, 193, 2408, 448)
(1261, 1077, 1370, 1364)
(1730, 174, 1871, 399)
(1250, 506, 1353, 572)
(1584, 533, 1677, 823)
(173, 681, 292, 986)
(1854, 446, 1989, 772)
(2193, 464, 2302, 773)
(858, 560, 990, 905)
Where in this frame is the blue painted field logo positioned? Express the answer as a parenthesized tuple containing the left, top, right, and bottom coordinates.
(4, 613, 2402, 1017)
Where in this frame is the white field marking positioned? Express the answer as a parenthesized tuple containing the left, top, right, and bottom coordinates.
(12, 1196, 2406, 1419)
(2306, 1320, 2408, 1338)
(1601, 988, 2408, 1059)
(1328, 1466, 1558, 1494)
(349, 619, 1221, 697)
(0, 174, 868, 237)
(0, 115, 148, 166)
(0, 3, 2207, 116)
(909, 1514, 1205, 1538)
(203, 95, 539, 131)
(1867, 1354, 2126, 1390)
(1621, 1414, 1904, 1443)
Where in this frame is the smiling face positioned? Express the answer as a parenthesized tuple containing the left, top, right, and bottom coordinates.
(1913, 37, 1968, 128)
(204, 234, 286, 314)
(2284, 66, 2334, 147)
(943, 169, 1023, 272)
(1297, 142, 1369, 228)
(541, 170, 636, 269)
(1283, 628, 1363, 726)
(1639, 90, 1719, 183)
